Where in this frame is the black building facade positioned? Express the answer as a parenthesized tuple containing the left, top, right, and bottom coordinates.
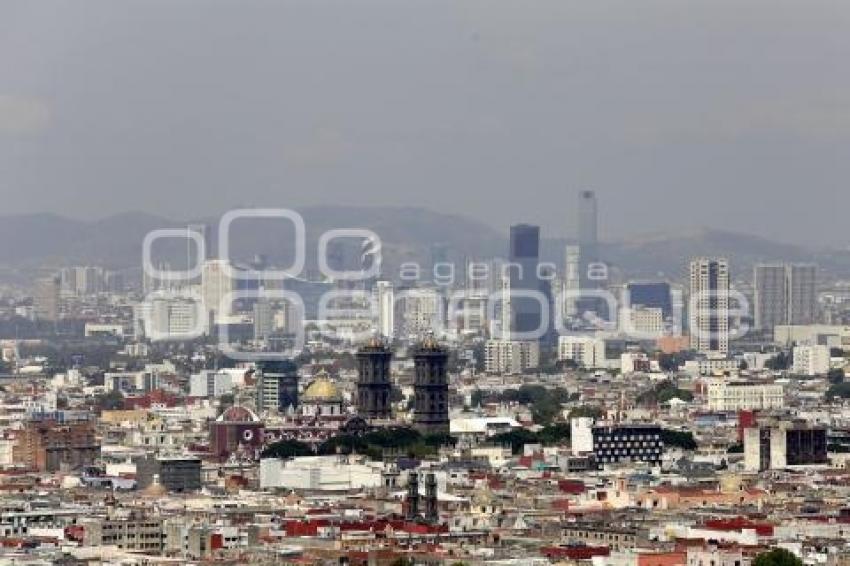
(255, 359, 299, 413)
(412, 338, 450, 435)
(355, 338, 394, 420)
(592, 424, 664, 468)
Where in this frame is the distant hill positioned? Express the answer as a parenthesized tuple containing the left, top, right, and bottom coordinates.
(1, 209, 847, 283)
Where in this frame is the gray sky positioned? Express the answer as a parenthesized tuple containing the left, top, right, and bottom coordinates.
(0, 0, 847, 246)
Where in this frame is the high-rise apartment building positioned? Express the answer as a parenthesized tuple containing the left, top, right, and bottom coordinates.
(484, 339, 540, 374)
(400, 288, 441, 339)
(374, 280, 395, 339)
(577, 190, 598, 279)
(33, 275, 61, 322)
(558, 335, 606, 369)
(754, 264, 788, 331)
(201, 259, 234, 325)
(148, 296, 203, 339)
(787, 263, 817, 325)
(689, 258, 730, 356)
(563, 245, 581, 318)
(253, 298, 274, 341)
(791, 344, 831, 376)
(754, 263, 817, 332)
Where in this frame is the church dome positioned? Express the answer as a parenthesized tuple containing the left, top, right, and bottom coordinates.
(216, 405, 260, 423)
(302, 373, 342, 402)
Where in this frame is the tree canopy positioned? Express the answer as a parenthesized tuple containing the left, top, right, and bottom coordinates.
(752, 548, 802, 566)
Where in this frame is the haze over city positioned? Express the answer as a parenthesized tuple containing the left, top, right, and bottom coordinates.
(1, 0, 848, 245)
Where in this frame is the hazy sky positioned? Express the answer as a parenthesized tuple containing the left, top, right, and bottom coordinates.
(0, 0, 848, 246)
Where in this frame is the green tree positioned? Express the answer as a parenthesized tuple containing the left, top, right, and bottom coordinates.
(98, 389, 125, 411)
(537, 422, 571, 445)
(826, 382, 850, 400)
(765, 352, 791, 371)
(660, 429, 697, 450)
(261, 439, 313, 459)
(531, 396, 563, 425)
(752, 548, 802, 566)
(490, 429, 541, 454)
(568, 405, 604, 419)
(636, 381, 693, 405)
(827, 368, 845, 384)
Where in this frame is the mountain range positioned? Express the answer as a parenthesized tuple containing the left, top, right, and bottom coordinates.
(0, 207, 846, 284)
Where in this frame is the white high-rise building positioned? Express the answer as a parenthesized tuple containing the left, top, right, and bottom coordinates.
(145, 296, 204, 339)
(619, 306, 664, 337)
(792, 344, 831, 376)
(374, 281, 395, 339)
(400, 288, 441, 338)
(557, 335, 606, 369)
(570, 417, 594, 455)
(689, 258, 730, 356)
(33, 276, 61, 322)
(202, 259, 234, 325)
(484, 340, 540, 374)
(563, 245, 581, 318)
(253, 298, 274, 341)
(499, 275, 512, 340)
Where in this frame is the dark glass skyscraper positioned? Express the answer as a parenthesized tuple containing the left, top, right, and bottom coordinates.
(627, 282, 672, 318)
(577, 190, 598, 272)
(576, 190, 608, 319)
(508, 224, 542, 336)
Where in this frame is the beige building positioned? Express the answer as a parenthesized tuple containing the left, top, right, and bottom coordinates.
(705, 379, 784, 412)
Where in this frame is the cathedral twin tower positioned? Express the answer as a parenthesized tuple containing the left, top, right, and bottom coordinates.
(355, 337, 449, 435)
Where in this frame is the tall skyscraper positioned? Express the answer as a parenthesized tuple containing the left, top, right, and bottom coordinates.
(508, 224, 541, 336)
(499, 274, 512, 339)
(689, 258, 730, 356)
(400, 288, 442, 339)
(202, 259, 234, 325)
(253, 297, 274, 341)
(374, 280, 395, 339)
(577, 190, 598, 272)
(576, 190, 608, 319)
(753, 263, 817, 332)
(787, 264, 817, 325)
(412, 337, 450, 435)
(563, 245, 581, 318)
(33, 275, 61, 322)
(754, 264, 788, 331)
(355, 338, 393, 420)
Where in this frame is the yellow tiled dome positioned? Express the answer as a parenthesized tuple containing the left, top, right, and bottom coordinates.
(302, 373, 342, 402)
